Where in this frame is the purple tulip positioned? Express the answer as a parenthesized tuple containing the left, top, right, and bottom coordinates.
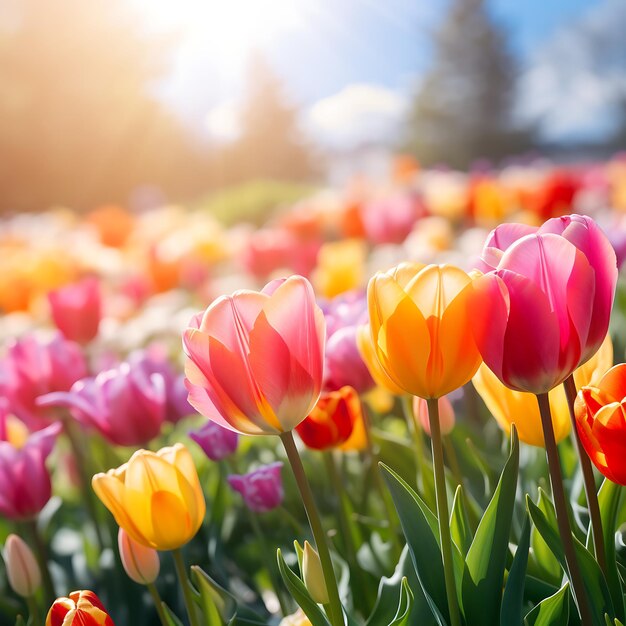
(0, 333, 87, 430)
(37, 362, 165, 446)
(189, 420, 239, 461)
(228, 462, 284, 513)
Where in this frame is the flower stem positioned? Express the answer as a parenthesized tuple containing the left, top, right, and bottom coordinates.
(147, 582, 170, 626)
(280, 431, 344, 626)
(427, 398, 461, 626)
(22, 517, 55, 606)
(26, 594, 40, 625)
(536, 392, 593, 624)
(172, 549, 200, 626)
(401, 396, 431, 499)
(563, 374, 607, 575)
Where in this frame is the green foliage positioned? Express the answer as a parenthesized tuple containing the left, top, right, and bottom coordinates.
(524, 583, 570, 626)
(197, 179, 316, 227)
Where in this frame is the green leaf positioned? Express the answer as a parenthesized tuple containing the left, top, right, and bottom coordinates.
(162, 603, 186, 626)
(380, 462, 450, 626)
(531, 491, 562, 585)
(387, 578, 414, 626)
(450, 485, 472, 555)
(501, 513, 531, 626)
(588, 480, 625, 622)
(461, 426, 519, 626)
(525, 582, 570, 626)
(276, 548, 331, 626)
(527, 492, 614, 625)
(192, 566, 227, 625)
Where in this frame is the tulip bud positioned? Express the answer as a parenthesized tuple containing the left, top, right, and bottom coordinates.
(118, 528, 160, 585)
(302, 541, 329, 604)
(46, 590, 114, 626)
(413, 395, 455, 437)
(3, 534, 41, 597)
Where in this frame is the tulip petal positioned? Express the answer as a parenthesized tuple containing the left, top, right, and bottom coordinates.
(596, 363, 626, 404)
(151, 491, 193, 550)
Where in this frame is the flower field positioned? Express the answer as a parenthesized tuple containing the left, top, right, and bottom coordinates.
(3, 157, 626, 625)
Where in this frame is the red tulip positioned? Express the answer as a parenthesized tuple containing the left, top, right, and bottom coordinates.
(46, 590, 114, 626)
(48, 277, 101, 344)
(296, 386, 361, 450)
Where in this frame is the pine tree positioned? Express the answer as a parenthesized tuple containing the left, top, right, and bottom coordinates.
(218, 54, 317, 183)
(404, 0, 533, 168)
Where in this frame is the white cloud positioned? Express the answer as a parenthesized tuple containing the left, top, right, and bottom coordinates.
(305, 83, 408, 150)
(518, 0, 626, 142)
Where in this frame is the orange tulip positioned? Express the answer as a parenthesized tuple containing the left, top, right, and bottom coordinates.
(367, 263, 482, 399)
(575, 362, 626, 484)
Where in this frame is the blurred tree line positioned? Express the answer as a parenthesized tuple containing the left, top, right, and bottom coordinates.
(0, 0, 315, 212)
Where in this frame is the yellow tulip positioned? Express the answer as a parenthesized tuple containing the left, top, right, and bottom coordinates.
(473, 333, 613, 447)
(367, 263, 482, 399)
(312, 239, 366, 298)
(92, 444, 205, 551)
(356, 324, 406, 396)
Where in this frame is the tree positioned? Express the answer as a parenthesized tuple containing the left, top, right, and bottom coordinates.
(0, 0, 204, 211)
(404, 0, 533, 168)
(216, 54, 318, 184)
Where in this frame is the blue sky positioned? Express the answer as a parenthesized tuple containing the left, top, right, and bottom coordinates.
(133, 0, 620, 146)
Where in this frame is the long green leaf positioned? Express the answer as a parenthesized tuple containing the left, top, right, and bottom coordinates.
(276, 549, 331, 626)
(525, 583, 570, 626)
(462, 426, 519, 626)
(527, 493, 614, 625)
(501, 513, 531, 626)
(387, 578, 414, 626)
(450, 485, 472, 555)
(380, 463, 450, 626)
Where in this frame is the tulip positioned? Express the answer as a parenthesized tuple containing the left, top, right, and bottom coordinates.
(476, 214, 617, 371)
(38, 362, 166, 447)
(0, 332, 87, 429)
(92, 443, 205, 551)
(46, 590, 114, 626)
(312, 239, 366, 298)
(302, 541, 329, 604)
(118, 528, 160, 585)
(361, 192, 424, 244)
(227, 462, 284, 513)
(296, 387, 361, 450)
(48, 277, 101, 344)
(3, 534, 41, 597)
(280, 608, 313, 626)
(473, 333, 613, 447)
(471, 231, 610, 395)
(356, 324, 405, 396)
(321, 291, 374, 393)
(413, 395, 455, 437)
(128, 349, 194, 423)
(0, 419, 60, 520)
(188, 420, 239, 461)
(367, 263, 482, 399)
(575, 363, 626, 485)
(183, 275, 325, 435)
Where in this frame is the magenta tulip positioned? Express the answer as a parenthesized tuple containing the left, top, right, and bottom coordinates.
(189, 420, 239, 461)
(183, 275, 325, 435)
(0, 413, 60, 520)
(228, 462, 284, 513)
(0, 333, 87, 430)
(48, 277, 101, 344)
(472, 226, 615, 393)
(37, 362, 165, 446)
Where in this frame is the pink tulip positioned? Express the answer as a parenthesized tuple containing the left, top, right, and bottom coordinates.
(471, 226, 613, 394)
(48, 277, 101, 344)
(37, 362, 165, 446)
(183, 275, 325, 435)
(128, 349, 194, 423)
(320, 291, 374, 393)
(0, 413, 60, 520)
(0, 333, 87, 430)
(189, 420, 239, 461)
(361, 192, 425, 244)
(477, 214, 618, 367)
(227, 462, 284, 513)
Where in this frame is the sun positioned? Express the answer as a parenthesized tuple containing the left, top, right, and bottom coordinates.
(134, 0, 305, 73)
